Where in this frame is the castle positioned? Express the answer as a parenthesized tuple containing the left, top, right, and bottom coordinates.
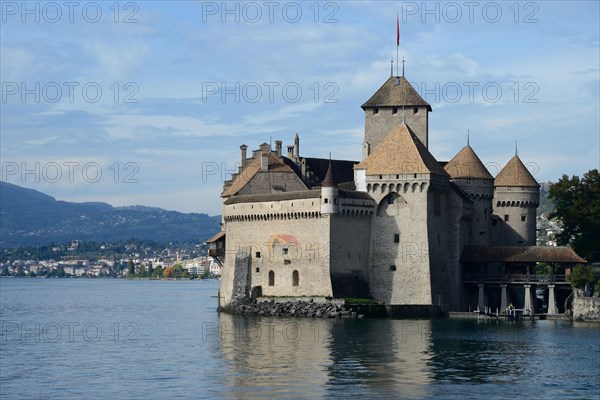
(211, 74, 585, 313)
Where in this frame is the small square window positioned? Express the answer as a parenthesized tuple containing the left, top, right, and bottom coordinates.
(284, 260, 291, 265)
(521, 215, 527, 222)
(504, 215, 509, 222)
(392, 108, 398, 114)
(390, 265, 397, 271)
(255, 252, 261, 258)
(394, 234, 400, 243)
(413, 108, 418, 114)
(282, 248, 288, 255)
(255, 267, 260, 273)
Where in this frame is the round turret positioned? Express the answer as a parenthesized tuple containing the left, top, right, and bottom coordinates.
(321, 161, 339, 214)
(445, 145, 494, 245)
(493, 155, 540, 245)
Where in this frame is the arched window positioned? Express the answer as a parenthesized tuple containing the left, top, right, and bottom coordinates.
(292, 270, 299, 286)
(268, 270, 275, 286)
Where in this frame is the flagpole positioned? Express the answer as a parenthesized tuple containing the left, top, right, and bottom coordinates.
(396, 13, 399, 77)
(396, 45, 399, 77)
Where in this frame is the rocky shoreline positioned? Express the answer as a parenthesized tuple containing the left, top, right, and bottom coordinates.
(226, 299, 360, 318)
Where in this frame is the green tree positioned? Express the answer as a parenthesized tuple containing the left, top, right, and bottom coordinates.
(569, 264, 596, 288)
(147, 262, 154, 277)
(137, 264, 146, 278)
(549, 169, 600, 261)
(127, 259, 135, 276)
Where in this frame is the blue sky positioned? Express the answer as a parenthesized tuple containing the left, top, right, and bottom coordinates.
(1, 1, 598, 215)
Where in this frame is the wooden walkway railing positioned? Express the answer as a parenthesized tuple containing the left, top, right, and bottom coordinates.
(464, 274, 568, 284)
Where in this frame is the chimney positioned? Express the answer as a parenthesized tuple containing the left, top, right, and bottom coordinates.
(240, 144, 248, 167)
(260, 154, 269, 171)
(293, 133, 299, 160)
(287, 145, 294, 159)
(275, 140, 282, 157)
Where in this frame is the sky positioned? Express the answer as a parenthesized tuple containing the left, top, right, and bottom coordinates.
(1, 0, 599, 215)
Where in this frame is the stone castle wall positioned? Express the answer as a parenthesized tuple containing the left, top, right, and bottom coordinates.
(573, 290, 600, 321)
(366, 176, 433, 305)
(329, 213, 372, 298)
(428, 185, 467, 311)
(493, 186, 539, 245)
(220, 198, 334, 308)
(364, 106, 429, 154)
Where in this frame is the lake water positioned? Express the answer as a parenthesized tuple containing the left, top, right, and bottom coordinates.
(1, 279, 598, 399)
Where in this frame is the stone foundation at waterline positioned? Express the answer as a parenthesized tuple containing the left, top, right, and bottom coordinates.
(227, 299, 358, 318)
(572, 290, 600, 322)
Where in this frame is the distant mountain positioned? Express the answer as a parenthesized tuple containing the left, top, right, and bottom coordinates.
(0, 182, 221, 246)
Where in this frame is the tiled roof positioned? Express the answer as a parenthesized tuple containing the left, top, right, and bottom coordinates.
(495, 155, 539, 187)
(205, 231, 225, 243)
(354, 123, 448, 176)
(362, 76, 432, 111)
(444, 145, 493, 180)
(224, 190, 321, 204)
(462, 246, 586, 263)
(303, 158, 357, 185)
(221, 153, 296, 197)
(223, 189, 372, 205)
(322, 161, 337, 188)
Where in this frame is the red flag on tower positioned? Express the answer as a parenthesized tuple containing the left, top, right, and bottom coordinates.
(396, 13, 400, 47)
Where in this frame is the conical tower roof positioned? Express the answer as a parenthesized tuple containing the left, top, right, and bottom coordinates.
(495, 155, 539, 187)
(355, 123, 447, 176)
(444, 145, 493, 180)
(361, 76, 432, 111)
(322, 161, 337, 188)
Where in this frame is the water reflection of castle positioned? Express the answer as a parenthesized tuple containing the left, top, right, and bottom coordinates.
(212, 314, 576, 398)
(214, 313, 434, 399)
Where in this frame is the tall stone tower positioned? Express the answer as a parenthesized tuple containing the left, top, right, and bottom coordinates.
(361, 76, 431, 159)
(493, 155, 540, 245)
(444, 145, 494, 246)
(355, 123, 450, 305)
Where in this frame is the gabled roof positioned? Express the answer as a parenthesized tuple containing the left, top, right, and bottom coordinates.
(495, 155, 539, 187)
(444, 145, 493, 180)
(221, 153, 297, 197)
(354, 123, 448, 176)
(462, 246, 586, 263)
(361, 76, 432, 111)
